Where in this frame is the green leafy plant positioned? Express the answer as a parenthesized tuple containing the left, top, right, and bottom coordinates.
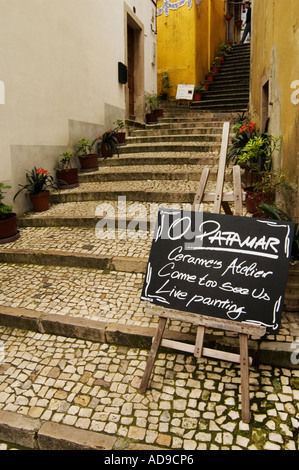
(58, 151, 74, 170)
(145, 93, 159, 112)
(75, 138, 100, 158)
(0, 184, 13, 220)
(237, 134, 281, 173)
(14, 167, 58, 200)
(99, 130, 119, 158)
(194, 84, 205, 93)
(252, 171, 295, 198)
(113, 119, 125, 131)
(227, 117, 281, 174)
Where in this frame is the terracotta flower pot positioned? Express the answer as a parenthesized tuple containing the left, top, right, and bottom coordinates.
(115, 132, 126, 144)
(29, 191, 50, 212)
(245, 188, 274, 214)
(56, 168, 79, 189)
(101, 143, 113, 159)
(153, 109, 164, 119)
(193, 92, 202, 101)
(0, 213, 20, 244)
(206, 74, 214, 83)
(146, 112, 158, 124)
(211, 66, 220, 74)
(78, 154, 98, 172)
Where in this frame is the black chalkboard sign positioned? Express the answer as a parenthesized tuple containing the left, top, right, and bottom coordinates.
(141, 209, 295, 334)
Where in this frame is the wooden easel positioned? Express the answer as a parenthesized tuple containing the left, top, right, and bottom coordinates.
(139, 122, 266, 424)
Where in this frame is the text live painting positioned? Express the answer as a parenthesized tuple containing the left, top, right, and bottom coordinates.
(141, 209, 295, 334)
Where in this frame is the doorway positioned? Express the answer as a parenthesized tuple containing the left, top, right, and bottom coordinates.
(125, 7, 144, 123)
(127, 26, 135, 118)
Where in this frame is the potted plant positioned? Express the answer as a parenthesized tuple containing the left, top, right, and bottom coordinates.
(205, 71, 216, 82)
(56, 151, 79, 189)
(227, 117, 280, 187)
(0, 183, 20, 244)
(145, 93, 159, 124)
(193, 84, 205, 101)
(225, 13, 233, 21)
(202, 81, 210, 91)
(235, 19, 243, 27)
(211, 59, 221, 73)
(14, 167, 58, 212)
(245, 171, 293, 214)
(113, 119, 126, 144)
(160, 72, 172, 101)
(75, 138, 99, 172)
(99, 130, 119, 159)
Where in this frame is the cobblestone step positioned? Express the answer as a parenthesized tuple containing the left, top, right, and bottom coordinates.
(0, 226, 150, 272)
(49, 180, 234, 205)
(131, 126, 225, 137)
(118, 141, 221, 154)
(1, 108, 298, 451)
(97, 152, 219, 167)
(0, 325, 298, 450)
(125, 134, 225, 145)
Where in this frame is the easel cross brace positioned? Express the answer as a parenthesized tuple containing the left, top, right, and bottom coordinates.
(139, 122, 266, 424)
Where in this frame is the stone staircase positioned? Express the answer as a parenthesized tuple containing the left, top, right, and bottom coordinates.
(0, 106, 296, 354)
(191, 43, 251, 112)
(0, 106, 298, 450)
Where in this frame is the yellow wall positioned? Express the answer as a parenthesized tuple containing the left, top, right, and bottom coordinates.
(250, 0, 299, 217)
(157, 0, 226, 97)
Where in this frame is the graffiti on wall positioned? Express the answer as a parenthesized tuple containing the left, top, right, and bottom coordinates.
(157, 0, 193, 17)
(291, 80, 299, 105)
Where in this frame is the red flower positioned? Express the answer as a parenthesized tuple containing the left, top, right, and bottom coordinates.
(36, 168, 48, 175)
(239, 122, 256, 134)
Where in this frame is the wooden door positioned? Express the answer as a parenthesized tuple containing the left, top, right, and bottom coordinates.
(127, 26, 135, 117)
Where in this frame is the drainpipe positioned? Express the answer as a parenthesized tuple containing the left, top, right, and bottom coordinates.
(208, 0, 211, 70)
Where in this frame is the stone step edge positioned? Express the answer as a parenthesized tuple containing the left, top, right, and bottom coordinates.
(0, 409, 164, 451)
(0, 250, 148, 273)
(0, 306, 297, 372)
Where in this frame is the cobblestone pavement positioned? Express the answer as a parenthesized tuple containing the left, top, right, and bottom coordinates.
(0, 326, 298, 450)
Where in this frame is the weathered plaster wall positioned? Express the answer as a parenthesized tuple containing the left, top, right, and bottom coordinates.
(157, 0, 226, 97)
(250, 0, 299, 217)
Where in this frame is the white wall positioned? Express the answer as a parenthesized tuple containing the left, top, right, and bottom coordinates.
(0, 0, 157, 213)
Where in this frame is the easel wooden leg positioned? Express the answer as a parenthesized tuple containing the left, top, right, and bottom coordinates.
(139, 317, 167, 393)
(239, 333, 250, 423)
(194, 326, 205, 358)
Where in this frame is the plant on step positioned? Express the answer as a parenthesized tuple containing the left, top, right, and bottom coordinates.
(75, 137, 100, 172)
(194, 84, 205, 93)
(14, 167, 58, 198)
(0, 183, 19, 242)
(99, 129, 119, 159)
(13, 167, 58, 213)
(236, 133, 281, 173)
(113, 119, 126, 144)
(245, 170, 295, 215)
(58, 151, 73, 170)
(0, 183, 13, 220)
(75, 138, 99, 159)
(160, 72, 172, 100)
(113, 119, 125, 131)
(56, 151, 79, 189)
(145, 93, 159, 113)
